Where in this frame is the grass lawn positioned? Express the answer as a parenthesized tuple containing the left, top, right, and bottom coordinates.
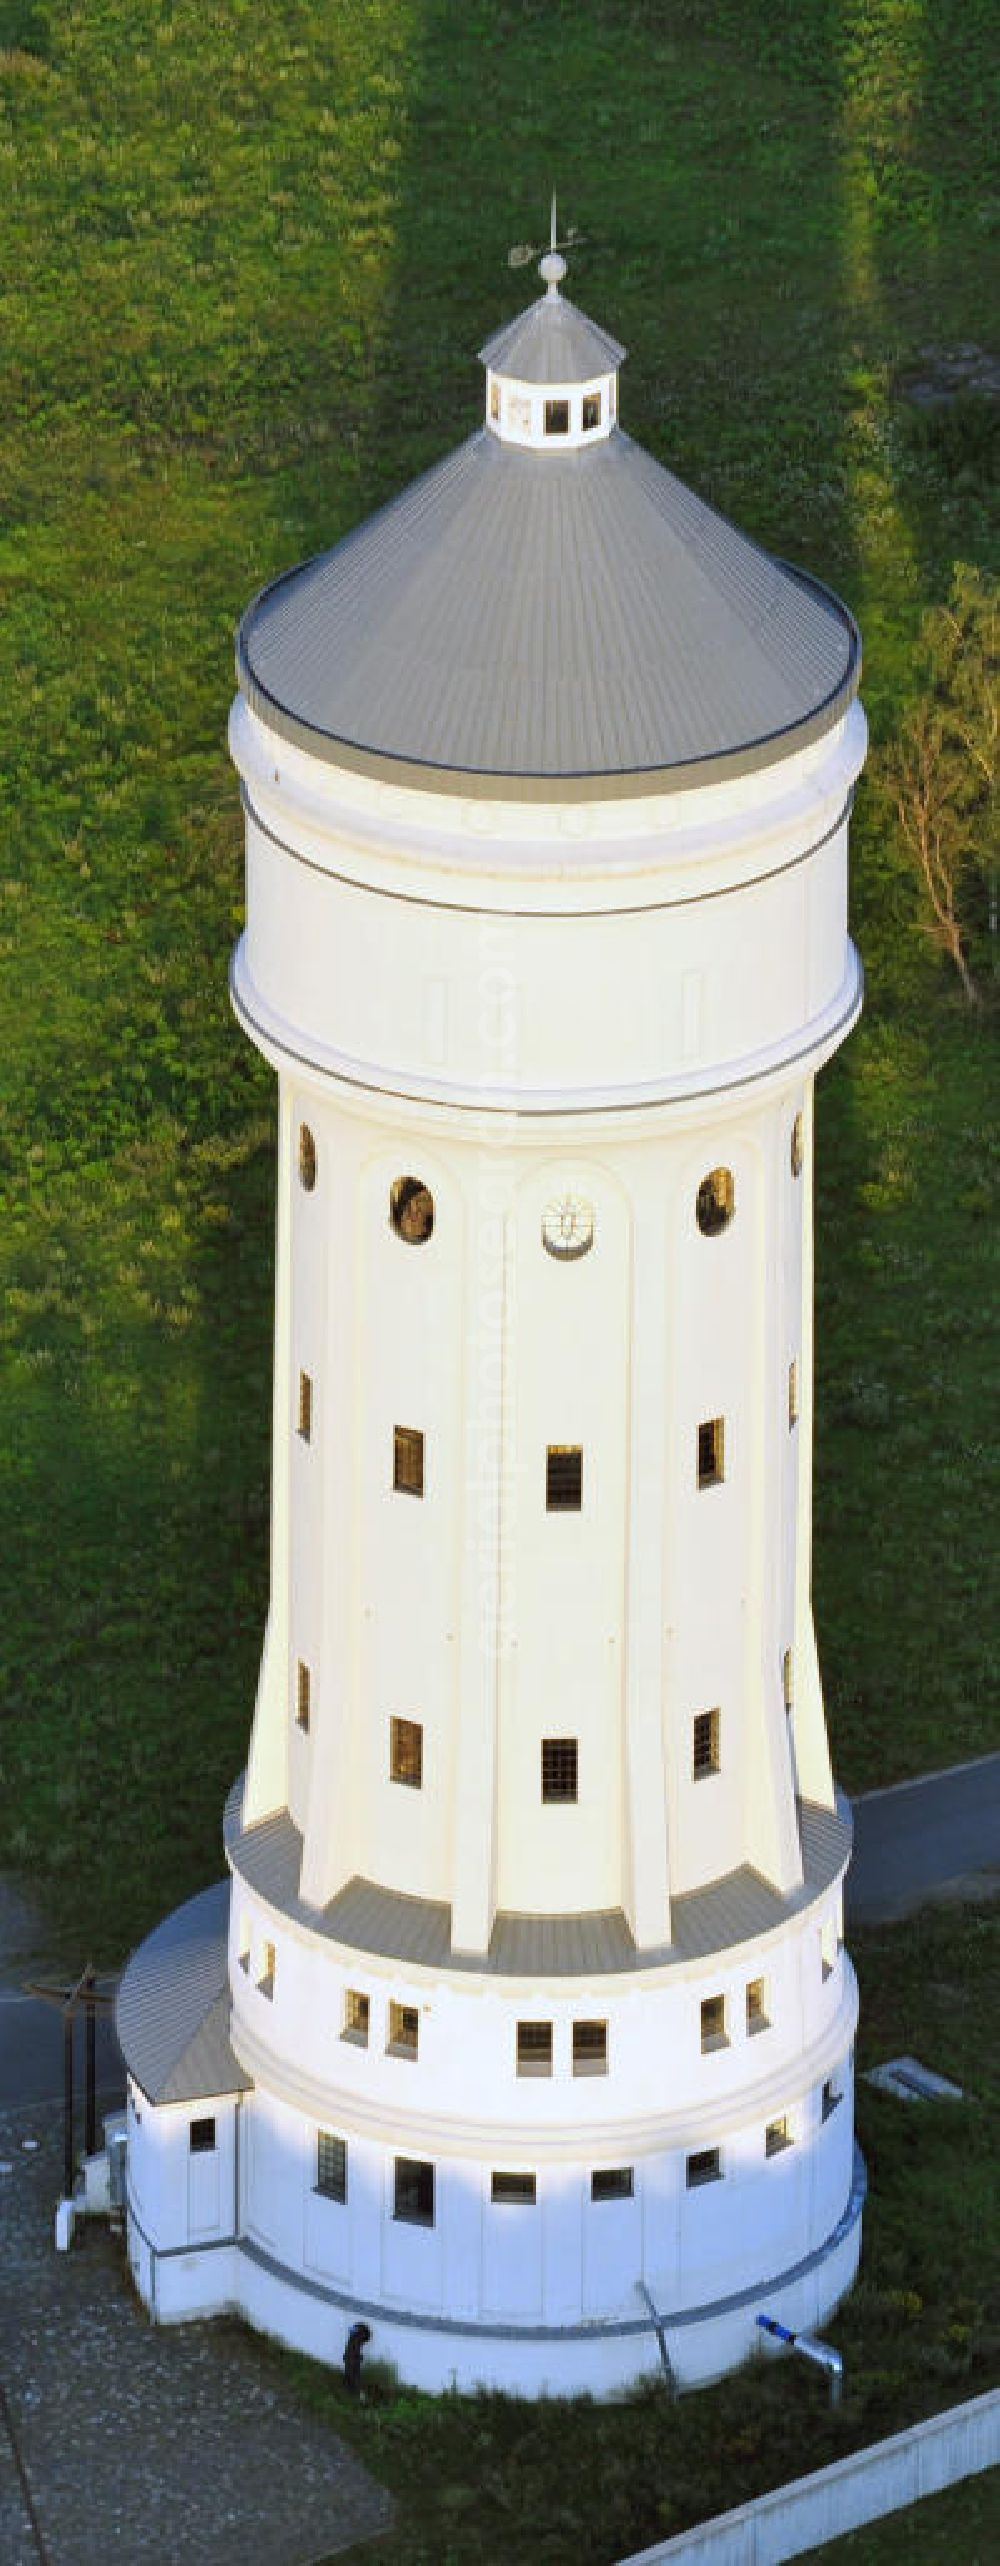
(217, 1902, 999, 2566)
(808, 2465, 1000, 2562)
(0, 1, 997, 1964)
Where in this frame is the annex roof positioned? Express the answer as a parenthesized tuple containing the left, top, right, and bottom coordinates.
(116, 1881, 251, 2107)
(479, 288, 625, 384)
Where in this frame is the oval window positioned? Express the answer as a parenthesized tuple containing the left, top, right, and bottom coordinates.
(791, 1114, 804, 1178)
(390, 1176, 435, 1244)
(696, 1168, 734, 1236)
(298, 1125, 317, 1192)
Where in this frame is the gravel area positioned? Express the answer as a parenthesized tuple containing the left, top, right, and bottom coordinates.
(0, 2106, 391, 2565)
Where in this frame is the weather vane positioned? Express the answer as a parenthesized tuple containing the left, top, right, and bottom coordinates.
(508, 190, 584, 273)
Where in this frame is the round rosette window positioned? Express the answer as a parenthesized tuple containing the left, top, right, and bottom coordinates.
(541, 1194, 595, 1261)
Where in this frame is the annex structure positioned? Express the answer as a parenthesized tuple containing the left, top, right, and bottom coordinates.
(117, 233, 867, 2393)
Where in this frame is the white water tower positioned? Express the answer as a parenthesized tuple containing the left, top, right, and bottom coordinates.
(117, 237, 867, 2393)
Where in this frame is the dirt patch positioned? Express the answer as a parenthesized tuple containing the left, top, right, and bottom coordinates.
(898, 343, 1000, 407)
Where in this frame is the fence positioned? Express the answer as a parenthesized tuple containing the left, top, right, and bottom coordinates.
(616, 2385, 1000, 2566)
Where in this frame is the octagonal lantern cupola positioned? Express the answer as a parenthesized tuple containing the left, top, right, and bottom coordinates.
(481, 225, 624, 450)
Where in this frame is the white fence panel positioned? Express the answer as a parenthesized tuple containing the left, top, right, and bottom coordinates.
(616, 2387, 1000, 2566)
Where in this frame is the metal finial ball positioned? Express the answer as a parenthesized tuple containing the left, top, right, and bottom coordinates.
(539, 249, 567, 287)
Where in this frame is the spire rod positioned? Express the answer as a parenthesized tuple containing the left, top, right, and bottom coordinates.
(539, 189, 567, 296)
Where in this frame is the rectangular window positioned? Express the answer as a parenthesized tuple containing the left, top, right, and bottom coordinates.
(189, 2116, 216, 2155)
(517, 2021, 553, 2078)
(591, 2166, 633, 2203)
(546, 1444, 583, 1511)
(582, 391, 602, 431)
(697, 1417, 725, 1489)
(573, 2019, 608, 2076)
(746, 1977, 768, 2035)
(766, 2116, 792, 2157)
(390, 1716, 423, 1788)
(491, 2171, 537, 2205)
(692, 1708, 721, 1779)
(544, 397, 570, 435)
(490, 379, 501, 423)
(686, 2147, 722, 2189)
(394, 2155, 434, 2226)
(788, 1358, 800, 1426)
(541, 1737, 578, 1803)
(342, 1988, 370, 2046)
(298, 1370, 313, 1442)
(700, 1994, 727, 2052)
(821, 1919, 838, 1981)
(822, 2078, 841, 2122)
(393, 1424, 424, 1496)
(296, 1661, 311, 1733)
(316, 2131, 347, 2201)
(388, 2000, 419, 2060)
(259, 1941, 276, 1999)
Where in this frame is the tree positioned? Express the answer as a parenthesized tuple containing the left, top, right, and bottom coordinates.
(887, 563, 998, 1000)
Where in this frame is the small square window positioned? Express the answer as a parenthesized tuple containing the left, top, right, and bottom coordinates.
(388, 2001, 419, 2060)
(390, 1716, 423, 1788)
(591, 2166, 633, 2203)
(189, 2116, 216, 2155)
(342, 1988, 370, 2046)
(582, 391, 602, 431)
(822, 2078, 841, 2122)
(788, 1359, 800, 1427)
(697, 1417, 725, 1489)
(491, 2170, 536, 2205)
(573, 2019, 607, 2076)
(394, 1425, 424, 1496)
(686, 2147, 721, 2188)
(394, 2155, 434, 2226)
(517, 2020, 552, 2078)
(296, 1661, 311, 1733)
(692, 1708, 721, 1779)
(766, 2116, 792, 2157)
(746, 1977, 768, 2035)
(544, 398, 569, 435)
(259, 1940, 275, 1999)
(541, 1737, 578, 1803)
(700, 1994, 727, 2053)
(298, 1371, 313, 1442)
(316, 2131, 347, 2201)
(546, 1445, 583, 1511)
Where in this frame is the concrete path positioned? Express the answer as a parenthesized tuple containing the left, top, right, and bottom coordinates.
(0, 2105, 391, 2566)
(847, 1752, 1000, 1925)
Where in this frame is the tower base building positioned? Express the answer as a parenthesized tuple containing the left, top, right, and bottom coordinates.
(118, 240, 866, 2394)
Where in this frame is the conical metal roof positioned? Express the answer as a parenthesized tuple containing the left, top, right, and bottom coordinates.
(479, 289, 625, 385)
(237, 298, 860, 804)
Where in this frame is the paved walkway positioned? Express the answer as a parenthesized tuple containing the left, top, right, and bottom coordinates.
(0, 2106, 390, 2566)
(847, 1752, 1000, 1925)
